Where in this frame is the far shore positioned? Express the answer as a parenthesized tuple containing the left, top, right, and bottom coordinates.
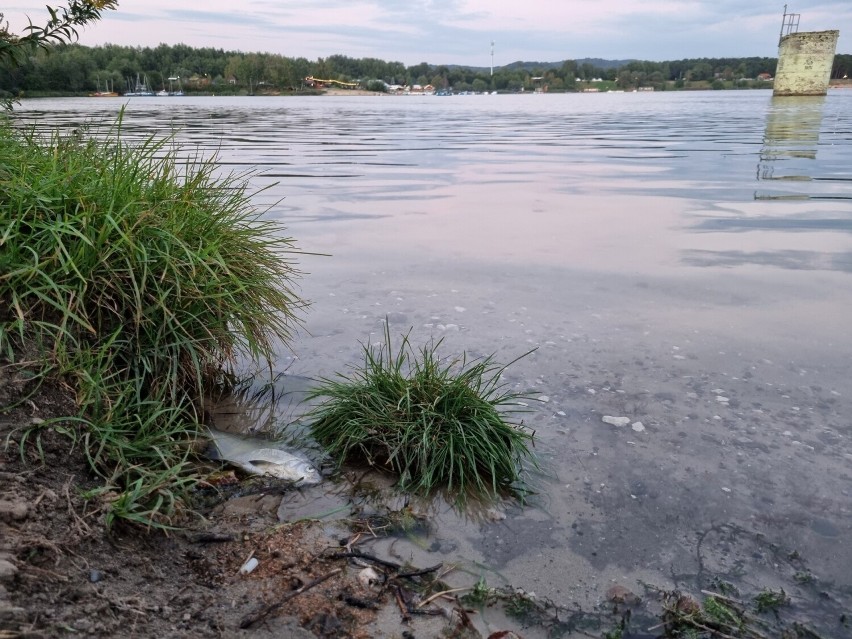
(13, 77, 851, 100)
(322, 88, 387, 96)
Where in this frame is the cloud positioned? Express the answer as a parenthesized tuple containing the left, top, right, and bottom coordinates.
(3, 0, 850, 64)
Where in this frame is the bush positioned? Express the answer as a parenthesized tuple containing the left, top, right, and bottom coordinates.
(0, 115, 305, 526)
(306, 325, 537, 503)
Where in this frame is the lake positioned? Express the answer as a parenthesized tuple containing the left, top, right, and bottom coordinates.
(13, 91, 852, 635)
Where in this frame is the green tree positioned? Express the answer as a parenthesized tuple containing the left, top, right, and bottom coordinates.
(0, 1, 117, 67)
(688, 61, 713, 82)
(1, 1, 117, 106)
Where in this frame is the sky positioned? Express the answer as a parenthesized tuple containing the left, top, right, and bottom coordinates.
(4, 1, 850, 67)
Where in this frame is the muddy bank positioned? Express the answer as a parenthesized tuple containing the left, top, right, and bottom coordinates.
(0, 377, 513, 639)
(4, 368, 849, 639)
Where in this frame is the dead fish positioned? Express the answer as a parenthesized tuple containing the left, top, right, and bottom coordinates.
(206, 429, 321, 485)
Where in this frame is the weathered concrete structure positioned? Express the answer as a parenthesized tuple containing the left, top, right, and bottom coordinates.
(774, 30, 839, 96)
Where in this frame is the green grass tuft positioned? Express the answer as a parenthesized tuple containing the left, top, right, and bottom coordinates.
(305, 323, 537, 503)
(0, 114, 305, 526)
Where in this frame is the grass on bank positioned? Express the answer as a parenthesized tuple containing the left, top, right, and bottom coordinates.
(306, 323, 537, 503)
(0, 114, 305, 527)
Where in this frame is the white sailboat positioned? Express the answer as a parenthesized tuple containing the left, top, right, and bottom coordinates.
(168, 75, 184, 96)
(125, 73, 155, 97)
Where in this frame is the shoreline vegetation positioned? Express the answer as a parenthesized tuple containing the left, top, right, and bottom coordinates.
(10, 77, 852, 100)
(0, 116, 307, 527)
(1, 41, 850, 99)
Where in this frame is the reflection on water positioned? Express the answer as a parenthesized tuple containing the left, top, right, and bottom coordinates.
(683, 248, 852, 272)
(10, 93, 852, 634)
(756, 96, 852, 200)
(684, 93, 851, 272)
(761, 96, 824, 164)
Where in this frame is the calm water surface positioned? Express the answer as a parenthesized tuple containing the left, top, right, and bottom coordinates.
(14, 92, 852, 634)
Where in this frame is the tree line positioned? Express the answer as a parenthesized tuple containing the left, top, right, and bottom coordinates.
(1, 41, 850, 96)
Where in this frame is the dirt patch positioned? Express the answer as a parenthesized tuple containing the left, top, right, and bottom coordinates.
(5, 365, 848, 639)
(0, 372, 471, 639)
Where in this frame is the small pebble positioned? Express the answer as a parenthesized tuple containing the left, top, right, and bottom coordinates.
(602, 416, 630, 427)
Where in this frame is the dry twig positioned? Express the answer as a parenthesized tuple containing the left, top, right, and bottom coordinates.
(239, 567, 343, 629)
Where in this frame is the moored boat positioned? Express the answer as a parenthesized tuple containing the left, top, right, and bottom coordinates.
(125, 73, 155, 97)
(90, 75, 118, 97)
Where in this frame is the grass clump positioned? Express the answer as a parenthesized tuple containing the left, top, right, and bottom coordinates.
(753, 588, 789, 614)
(306, 323, 536, 503)
(0, 116, 304, 526)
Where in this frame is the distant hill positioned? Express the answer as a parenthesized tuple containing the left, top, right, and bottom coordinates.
(445, 58, 634, 73)
(503, 58, 633, 71)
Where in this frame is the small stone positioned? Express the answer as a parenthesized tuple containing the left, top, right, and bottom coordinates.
(454, 306, 466, 313)
(606, 584, 640, 605)
(89, 569, 104, 583)
(602, 416, 630, 427)
(556, 410, 566, 416)
(631, 421, 645, 433)
(716, 396, 729, 403)
(73, 619, 93, 633)
(0, 557, 18, 584)
(721, 487, 731, 493)
(538, 395, 550, 403)
(484, 508, 506, 522)
(0, 500, 29, 522)
(358, 566, 380, 589)
(0, 600, 26, 623)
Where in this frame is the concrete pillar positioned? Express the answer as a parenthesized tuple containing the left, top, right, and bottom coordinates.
(774, 30, 839, 96)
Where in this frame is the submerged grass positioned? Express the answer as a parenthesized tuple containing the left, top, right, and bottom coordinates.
(0, 114, 305, 526)
(306, 323, 537, 503)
